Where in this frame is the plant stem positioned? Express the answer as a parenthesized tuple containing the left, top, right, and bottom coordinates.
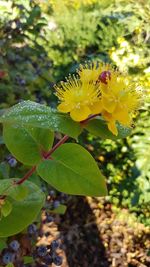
(44, 135, 69, 159)
(16, 135, 69, 185)
(80, 114, 98, 125)
(13, 114, 98, 186)
(16, 166, 36, 185)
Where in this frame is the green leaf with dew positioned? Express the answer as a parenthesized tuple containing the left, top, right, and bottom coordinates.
(37, 143, 107, 197)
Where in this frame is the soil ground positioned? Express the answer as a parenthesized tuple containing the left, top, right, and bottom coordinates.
(38, 196, 150, 267)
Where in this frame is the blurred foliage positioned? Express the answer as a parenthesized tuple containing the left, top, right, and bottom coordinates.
(0, 0, 54, 108)
(84, 101, 150, 225)
(0, 0, 150, 225)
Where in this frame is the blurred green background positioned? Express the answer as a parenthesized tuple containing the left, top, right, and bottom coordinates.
(0, 0, 150, 226)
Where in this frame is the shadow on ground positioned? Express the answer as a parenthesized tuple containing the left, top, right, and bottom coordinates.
(58, 196, 110, 267)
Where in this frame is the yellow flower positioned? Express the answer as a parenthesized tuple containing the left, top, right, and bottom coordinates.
(55, 62, 142, 135)
(99, 70, 141, 135)
(55, 75, 102, 121)
(78, 61, 111, 84)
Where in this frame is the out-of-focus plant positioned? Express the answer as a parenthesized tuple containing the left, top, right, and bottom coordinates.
(108, 0, 150, 90)
(0, 0, 54, 108)
(37, 0, 99, 10)
(129, 96, 150, 225)
(86, 95, 150, 226)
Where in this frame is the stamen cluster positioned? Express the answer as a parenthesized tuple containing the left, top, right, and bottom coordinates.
(55, 62, 142, 135)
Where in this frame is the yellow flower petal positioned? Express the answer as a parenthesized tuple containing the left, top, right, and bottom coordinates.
(80, 70, 100, 83)
(114, 108, 131, 125)
(102, 96, 117, 113)
(102, 110, 112, 121)
(78, 62, 100, 83)
(70, 106, 91, 121)
(107, 121, 118, 136)
(57, 103, 72, 113)
(89, 101, 103, 114)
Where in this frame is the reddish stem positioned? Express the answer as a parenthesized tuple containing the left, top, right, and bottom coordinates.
(16, 135, 69, 185)
(10, 114, 98, 187)
(16, 166, 36, 185)
(80, 114, 99, 125)
(44, 135, 69, 159)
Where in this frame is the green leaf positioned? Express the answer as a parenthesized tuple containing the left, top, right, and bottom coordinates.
(27, 5, 41, 25)
(6, 264, 14, 267)
(0, 136, 4, 144)
(51, 204, 67, 214)
(3, 124, 54, 165)
(23, 256, 34, 264)
(26, 127, 54, 151)
(0, 179, 45, 237)
(0, 101, 82, 138)
(0, 162, 9, 179)
(37, 143, 107, 197)
(1, 200, 12, 217)
(85, 118, 132, 140)
(3, 124, 41, 166)
(7, 184, 29, 201)
(0, 179, 13, 195)
(0, 238, 7, 250)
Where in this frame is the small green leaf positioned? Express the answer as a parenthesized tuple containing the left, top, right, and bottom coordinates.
(0, 179, 13, 195)
(0, 179, 45, 237)
(52, 204, 67, 215)
(6, 264, 14, 267)
(8, 184, 29, 201)
(3, 124, 54, 166)
(23, 256, 34, 264)
(1, 200, 12, 217)
(85, 118, 132, 140)
(3, 124, 42, 165)
(37, 143, 107, 197)
(0, 101, 82, 138)
(0, 238, 7, 250)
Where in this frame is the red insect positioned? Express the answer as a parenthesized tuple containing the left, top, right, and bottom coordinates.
(98, 70, 111, 84)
